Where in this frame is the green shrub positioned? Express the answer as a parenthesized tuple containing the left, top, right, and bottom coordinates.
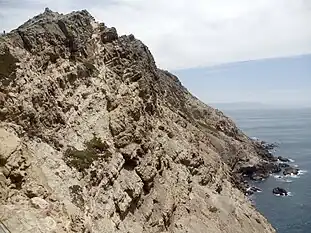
(85, 136, 109, 152)
(64, 136, 111, 172)
(69, 185, 84, 209)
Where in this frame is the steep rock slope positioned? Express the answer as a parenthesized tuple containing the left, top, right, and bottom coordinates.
(0, 9, 275, 233)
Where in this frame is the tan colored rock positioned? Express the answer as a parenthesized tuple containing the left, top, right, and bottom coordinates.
(0, 172, 8, 202)
(30, 197, 50, 209)
(0, 8, 276, 233)
(0, 128, 20, 161)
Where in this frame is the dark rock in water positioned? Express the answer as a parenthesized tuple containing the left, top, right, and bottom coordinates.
(240, 166, 257, 176)
(239, 162, 280, 181)
(279, 163, 290, 168)
(251, 175, 267, 181)
(265, 163, 281, 174)
(245, 186, 262, 196)
(278, 156, 290, 163)
(254, 139, 278, 150)
(262, 142, 278, 151)
(252, 140, 278, 162)
(246, 190, 253, 196)
(270, 156, 278, 162)
(250, 186, 262, 192)
(283, 167, 299, 176)
(251, 170, 270, 181)
(239, 166, 267, 181)
(273, 187, 288, 196)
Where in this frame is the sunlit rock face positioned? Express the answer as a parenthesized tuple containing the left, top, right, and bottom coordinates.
(0, 9, 275, 233)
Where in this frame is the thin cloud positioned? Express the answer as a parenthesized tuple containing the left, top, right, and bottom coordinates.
(0, 0, 310, 70)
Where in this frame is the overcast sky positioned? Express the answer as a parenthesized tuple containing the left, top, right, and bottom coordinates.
(0, 0, 310, 106)
(0, 0, 311, 70)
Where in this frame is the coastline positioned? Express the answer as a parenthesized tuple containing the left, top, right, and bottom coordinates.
(237, 138, 300, 197)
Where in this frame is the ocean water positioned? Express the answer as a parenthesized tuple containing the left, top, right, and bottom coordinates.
(223, 108, 311, 233)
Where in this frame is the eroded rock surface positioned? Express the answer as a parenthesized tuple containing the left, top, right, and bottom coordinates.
(0, 9, 275, 233)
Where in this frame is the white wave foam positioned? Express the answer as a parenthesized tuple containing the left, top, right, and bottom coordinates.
(298, 170, 307, 175)
(287, 174, 299, 178)
(289, 159, 295, 163)
(273, 192, 292, 197)
(246, 187, 262, 193)
(284, 170, 307, 178)
(280, 178, 293, 183)
(272, 175, 293, 183)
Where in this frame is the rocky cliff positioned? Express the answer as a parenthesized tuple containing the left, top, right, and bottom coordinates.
(0, 9, 275, 233)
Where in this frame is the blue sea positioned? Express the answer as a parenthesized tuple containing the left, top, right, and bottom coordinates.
(223, 108, 311, 233)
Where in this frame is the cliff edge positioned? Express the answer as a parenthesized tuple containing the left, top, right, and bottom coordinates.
(0, 9, 275, 233)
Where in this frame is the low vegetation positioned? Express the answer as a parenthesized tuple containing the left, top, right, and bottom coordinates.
(64, 136, 112, 172)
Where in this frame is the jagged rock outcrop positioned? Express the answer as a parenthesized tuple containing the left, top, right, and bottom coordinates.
(283, 167, 299, 176)
(272, 187, 288, 196)
(0, 9, 275, 233)
(278, 156, 291, 163)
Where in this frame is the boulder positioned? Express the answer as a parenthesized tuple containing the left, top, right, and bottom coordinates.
(262, 142, 278, 151)
(30, 197, 50, 209)
(278, 156, 290, 163)
(283, 167, 299, 176)
(251, 174, 268, 181)
(279, 163, 290, 168)
(250, 186, 262, 192)
(100, 27, 118, 43)
(246, 186, 262, 195)
(272, 187, 287, 196)
(0, 128, 20, 162)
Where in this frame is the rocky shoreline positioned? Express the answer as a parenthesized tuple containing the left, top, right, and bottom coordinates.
(239, 138, 299, 196)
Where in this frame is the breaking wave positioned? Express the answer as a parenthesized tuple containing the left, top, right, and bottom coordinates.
(283, 170, 307, 178)
(273, 175, 293, 183)
(273, 192, 292, 197)
(298, 170, 308, 175)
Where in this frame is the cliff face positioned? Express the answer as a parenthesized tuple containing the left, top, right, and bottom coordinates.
(0, 9, 275, 233)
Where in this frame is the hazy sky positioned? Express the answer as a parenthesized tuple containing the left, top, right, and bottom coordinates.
(175, 54, 311, 107)
(0, 0, 310, 105)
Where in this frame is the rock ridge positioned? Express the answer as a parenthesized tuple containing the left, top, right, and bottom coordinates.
(0, 9, 275, 233)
